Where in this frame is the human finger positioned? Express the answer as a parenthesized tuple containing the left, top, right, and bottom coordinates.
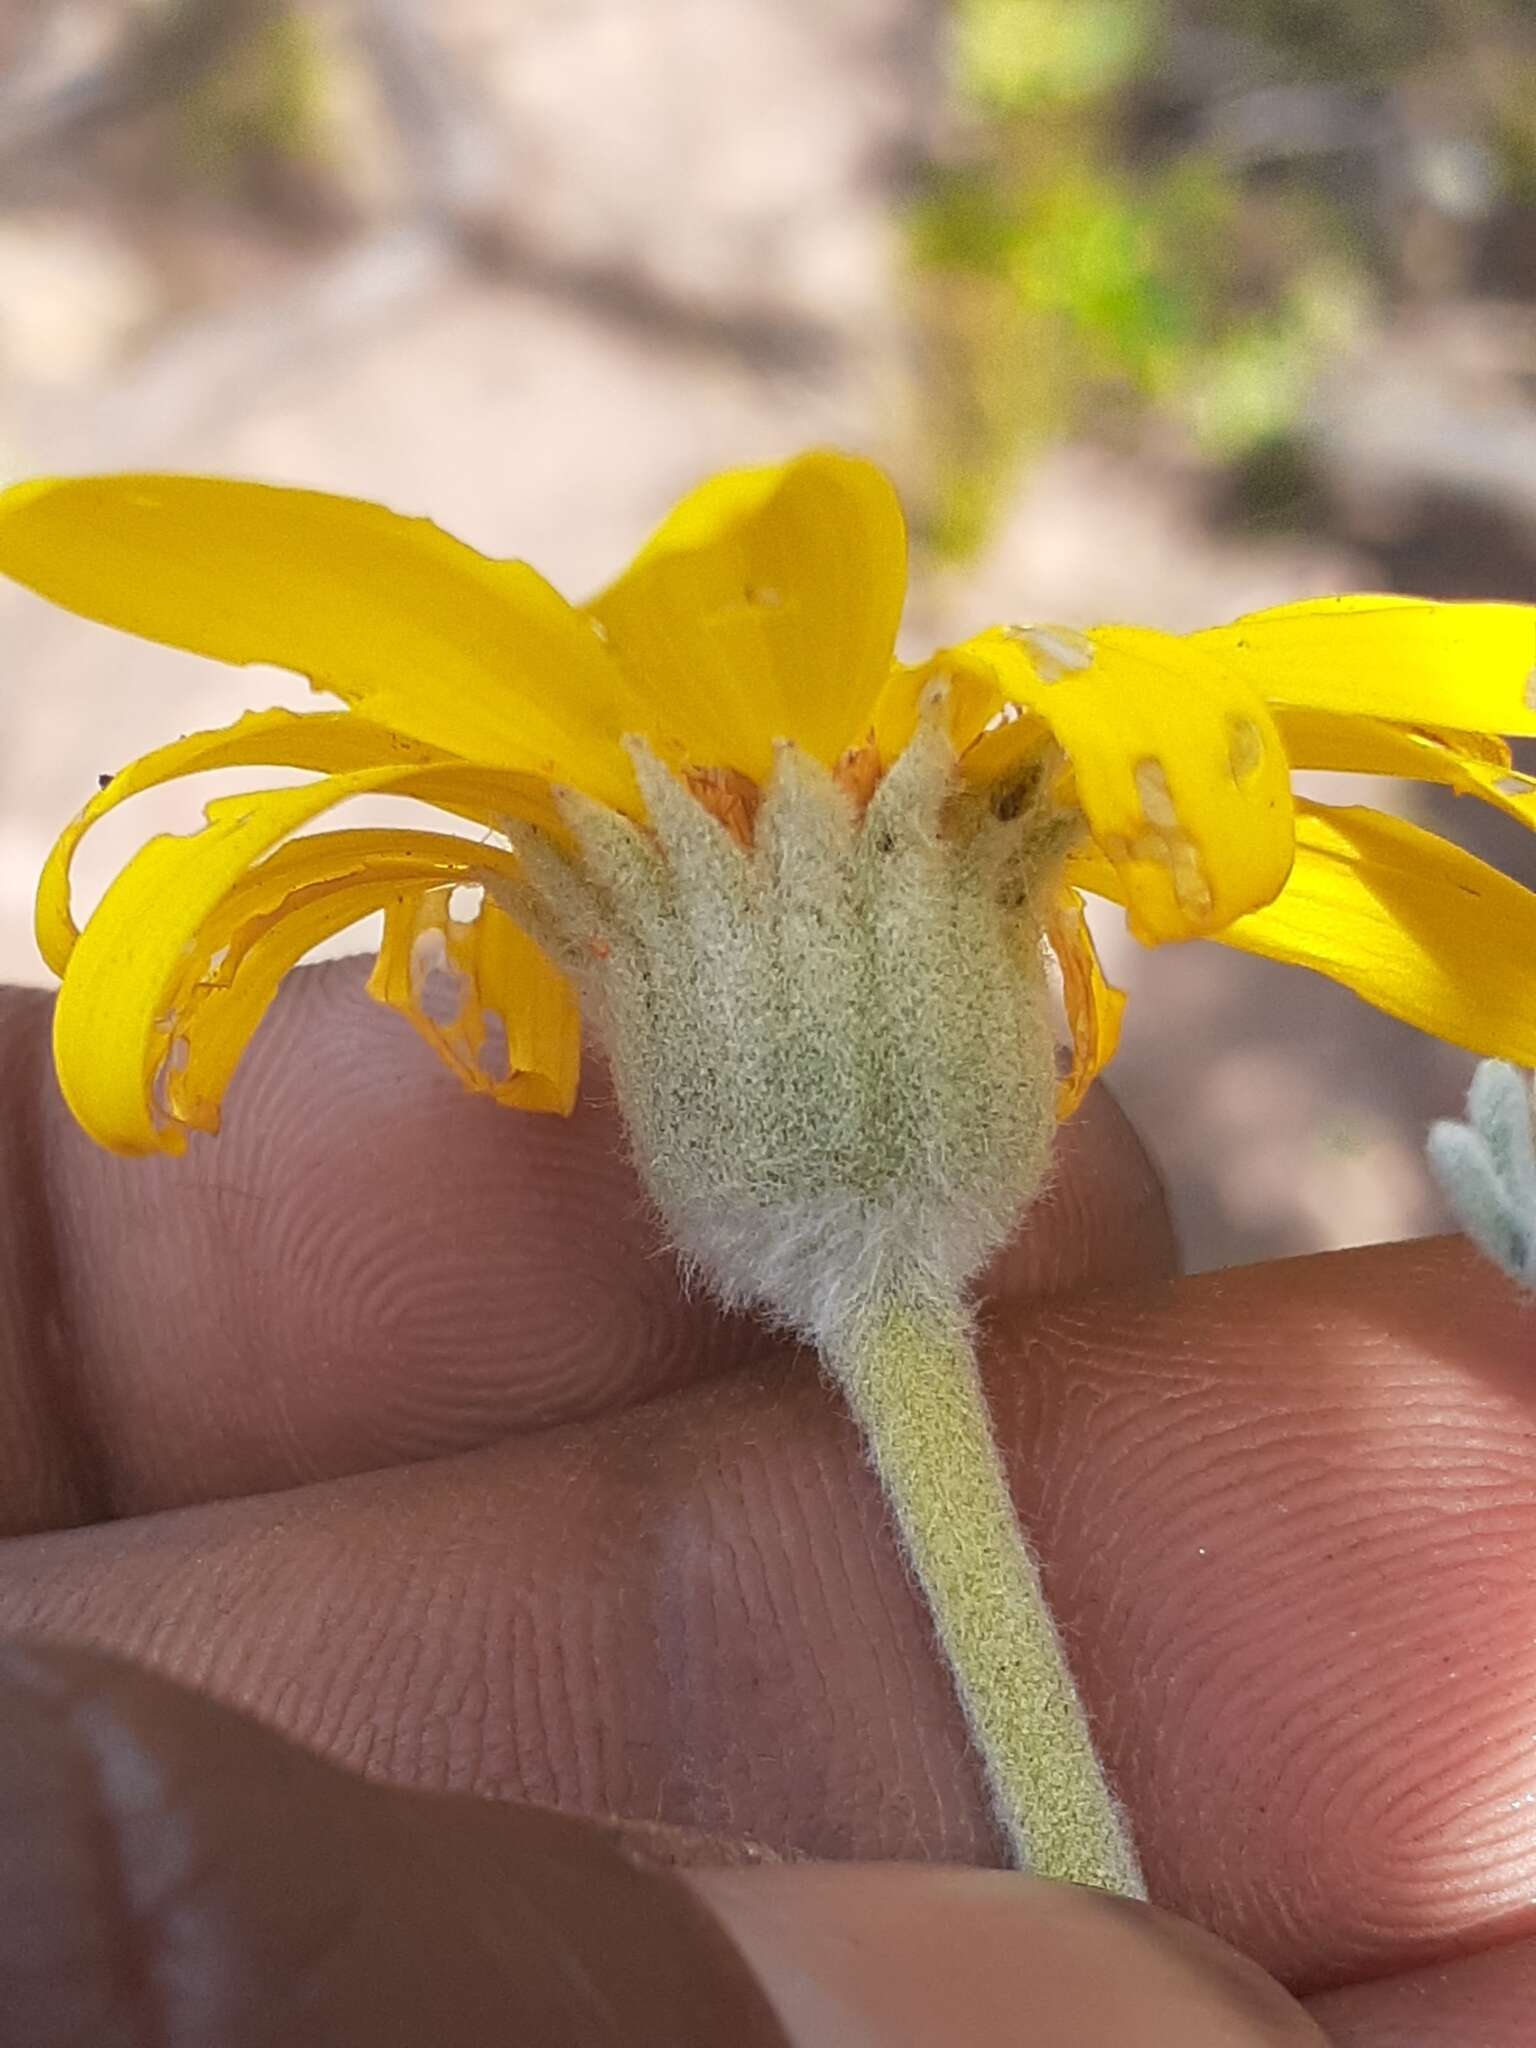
(0, 1641, 1319, 2048)
(0, 962, 1174, 1528)
(5, 1239, 1519, 1994)
(699, 1864, 1322, 2045)
(0, 1640, 785, 2048)
(1304, 1935, 1536, 2046)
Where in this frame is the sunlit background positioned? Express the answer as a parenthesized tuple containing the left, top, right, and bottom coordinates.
(3, 0, 1535, 1268)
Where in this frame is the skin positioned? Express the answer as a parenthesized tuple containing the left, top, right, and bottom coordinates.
(0, 963, 1531, 2043)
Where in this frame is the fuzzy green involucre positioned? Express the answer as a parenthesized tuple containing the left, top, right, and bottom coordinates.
(509, 706, 1065, 1345)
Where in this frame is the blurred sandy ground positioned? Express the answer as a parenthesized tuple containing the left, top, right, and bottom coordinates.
(2, 0, 1533, 1270)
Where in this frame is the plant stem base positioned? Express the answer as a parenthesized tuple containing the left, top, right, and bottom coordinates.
(827, 1282, 1144, 1896)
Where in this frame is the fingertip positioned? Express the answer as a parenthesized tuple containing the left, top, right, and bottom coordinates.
(0, 1641, 790, 2048)
(691, 1864, 1325, 2047)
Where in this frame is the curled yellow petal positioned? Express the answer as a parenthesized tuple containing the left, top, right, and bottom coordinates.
(165, 828, 533, 1134)
(51, 758, 571, 1153)
(1193, 596, 1536, 737)
(0, 473, 645, 809)
(54, 776, 398, 1154)
(36, 706, 569, 977)
(1212, 801, 1536, 1065)
(368, 885, 579, 1115)
(1045, 889, 1126, 1118)
(945, 625, 1295, 944)
(588, 451, 907, 776)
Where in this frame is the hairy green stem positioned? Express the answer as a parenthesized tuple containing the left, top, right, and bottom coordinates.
(826, 1281, 1143, 1894)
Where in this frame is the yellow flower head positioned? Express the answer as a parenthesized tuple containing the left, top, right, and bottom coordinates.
(3, 449, 1536, 1160)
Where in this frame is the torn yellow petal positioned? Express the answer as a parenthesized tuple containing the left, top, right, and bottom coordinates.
(1192, 596, 1536, 737)
(945, 625, 1294, 943)
(368, 885, 579, 1114)
(587, 451, 907, 776)
(1212, 801, 1536, 1065)
(165, 828, 532, 1133)
(53, 774, 407, 1154)
(36, 706, 569, 977)
(0, 473, 645, 810)
(1045, 889, 1126, 1119)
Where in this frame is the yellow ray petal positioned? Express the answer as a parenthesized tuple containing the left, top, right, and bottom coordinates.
(587, 451, 907, 777)
(170, 877, 395, 1133)
(1274, 705, 1536, 835)
(166, 828, 534, 1132)
(1211, 802, 1536, 1064)
(942, 626, 1294, 943)
(36, 706, 569, 976)
(0, 473, 645, 809)
(1275, 705, 1510, 774)
(1192, 596, 1536, 737)
(55, 776, 390, 1153)
(368, 886, 579, 1116)
(955, 709, 1061, 795)
(52, 766, 561, 1153)
(871, 657, 1007, 767)
(1045, 889, 1126, 1119)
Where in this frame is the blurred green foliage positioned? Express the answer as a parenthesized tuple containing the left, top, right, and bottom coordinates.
(956, 0, 1153, 108)
(178, 6, 330, 190)
(907, 0, 1534, 559)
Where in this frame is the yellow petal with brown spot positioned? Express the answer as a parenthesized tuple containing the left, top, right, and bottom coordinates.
(943, 625, 1294, 944)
